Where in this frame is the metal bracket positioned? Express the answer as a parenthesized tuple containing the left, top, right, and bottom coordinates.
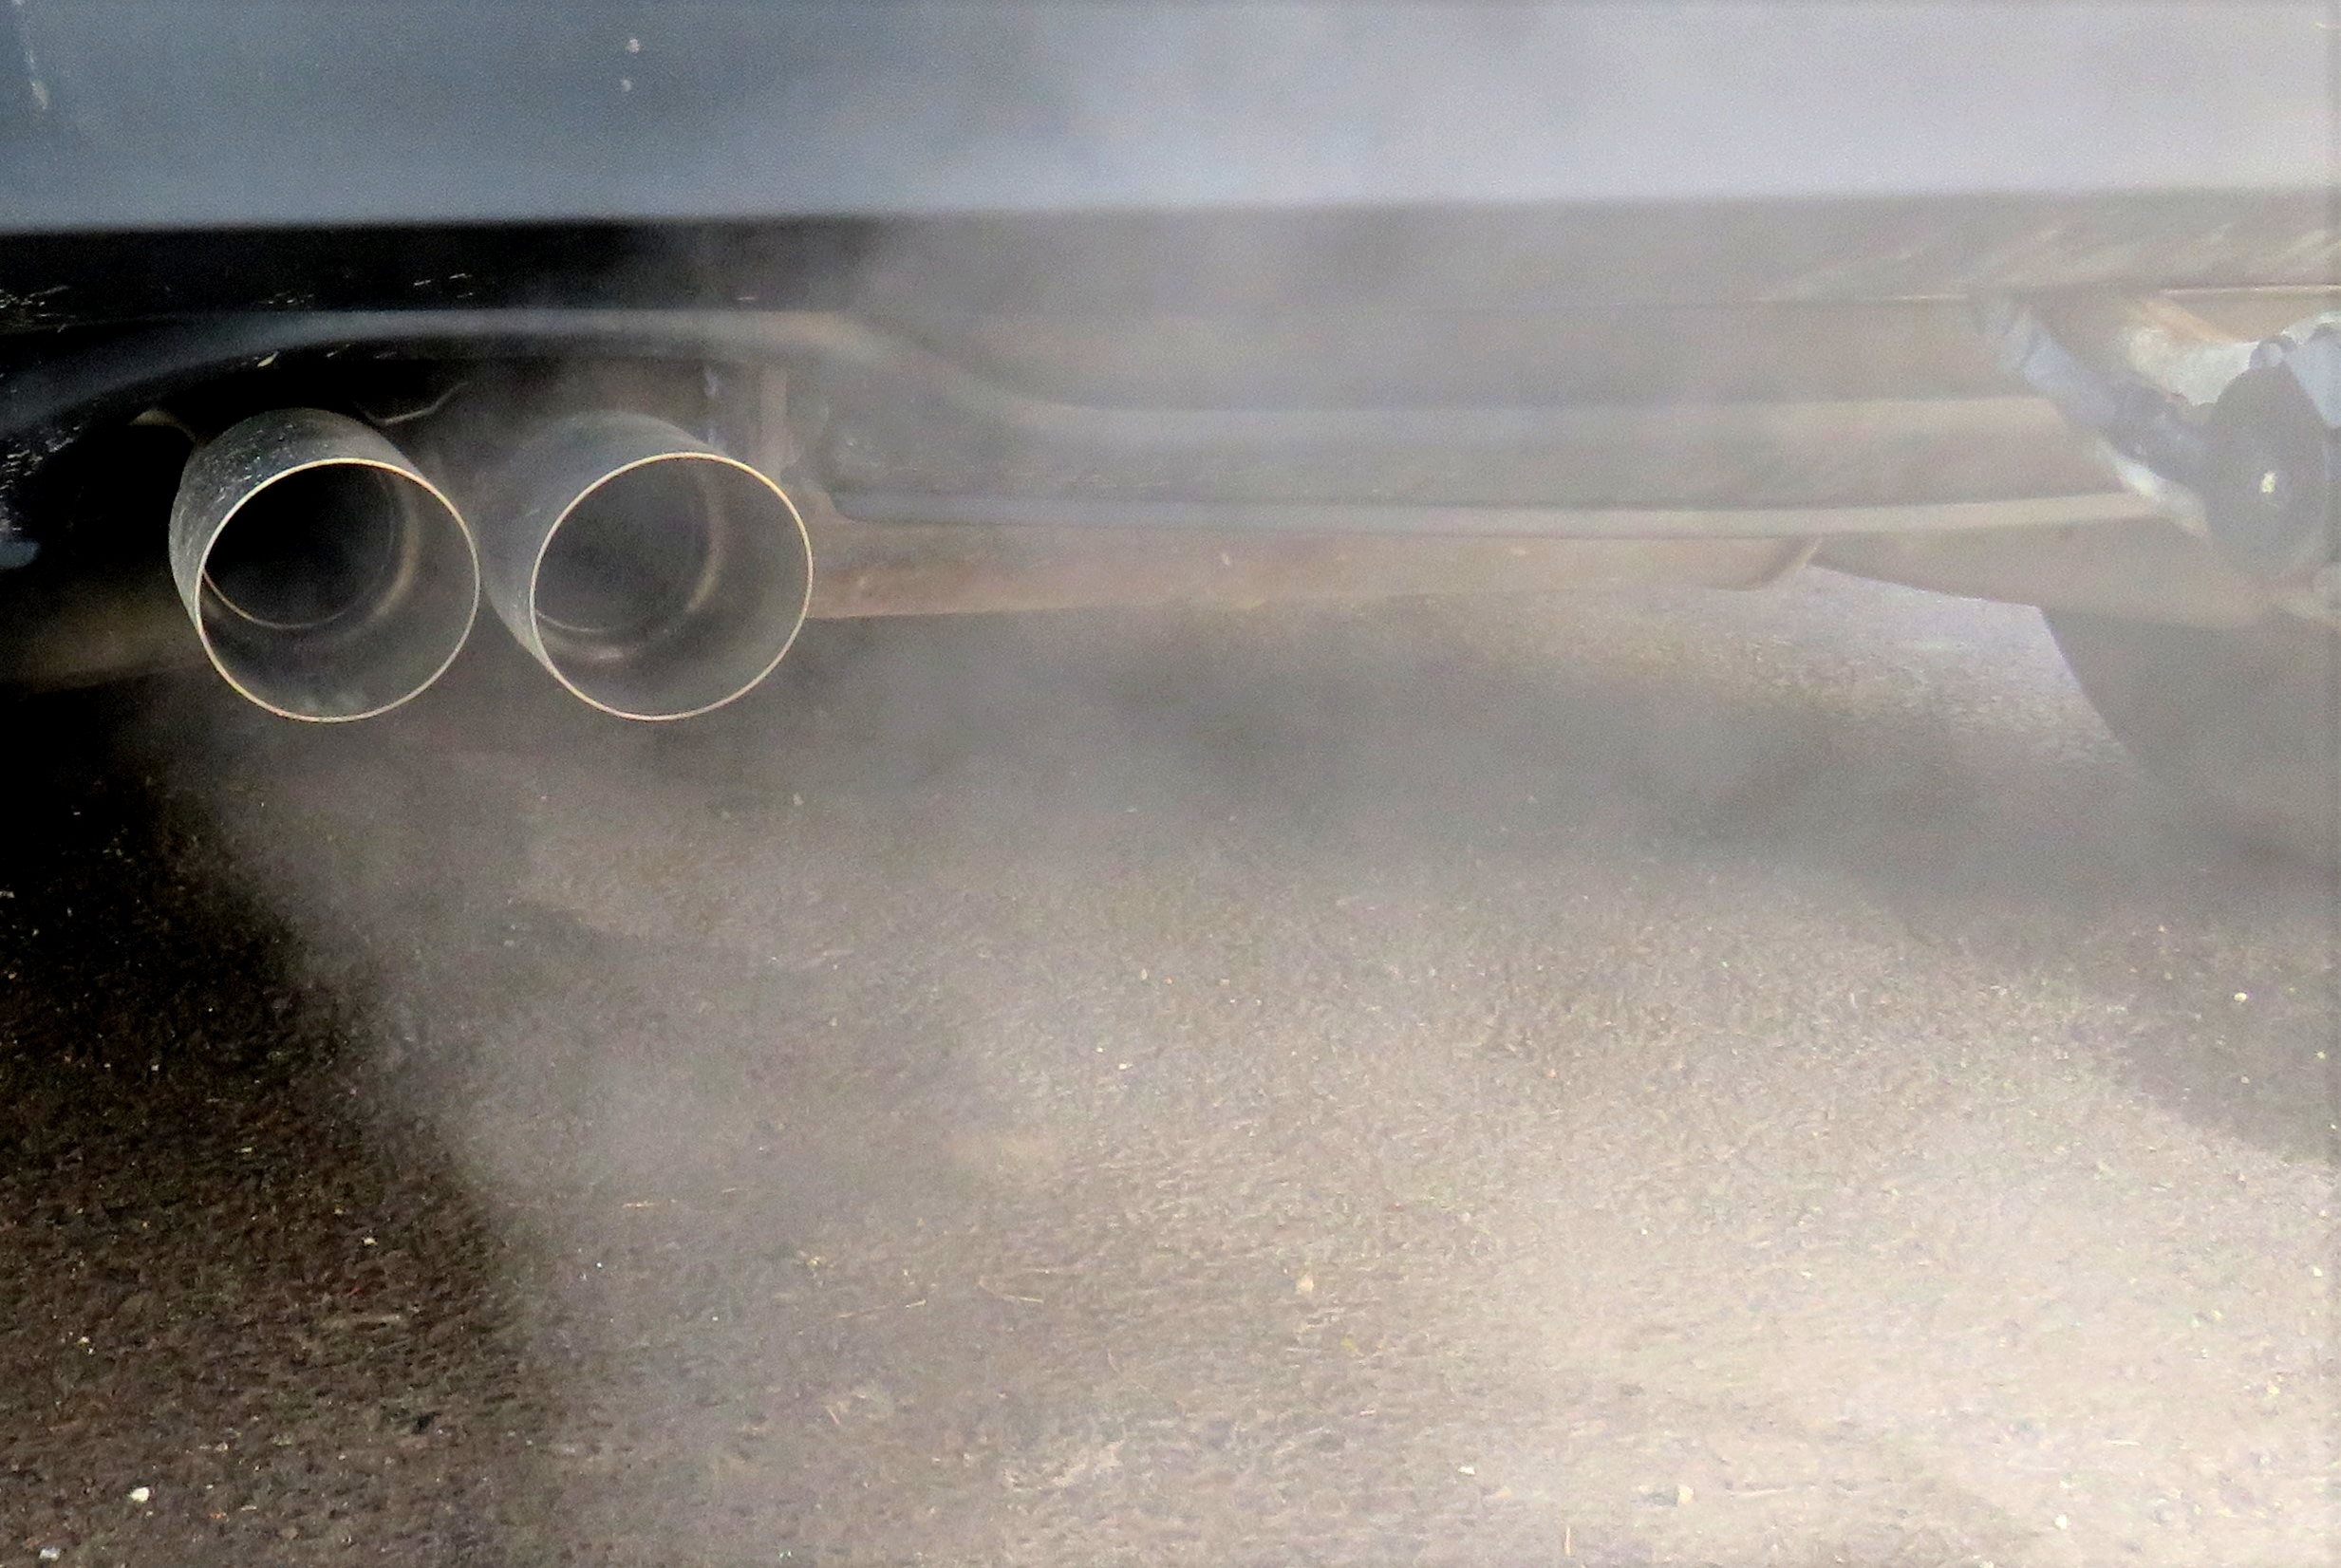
(1981, 294, 2341, 604)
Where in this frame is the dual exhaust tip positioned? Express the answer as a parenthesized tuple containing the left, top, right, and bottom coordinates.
(167, 408, 812, 722)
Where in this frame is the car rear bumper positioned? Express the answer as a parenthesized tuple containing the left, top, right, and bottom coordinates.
(4, 2, 2331, 235)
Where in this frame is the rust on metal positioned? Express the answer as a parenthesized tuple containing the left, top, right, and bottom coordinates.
(804, 516, 1806, 621)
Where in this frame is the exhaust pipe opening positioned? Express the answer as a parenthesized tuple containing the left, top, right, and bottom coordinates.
(483, 413, 812, 720)
(169, 408, 479, 721)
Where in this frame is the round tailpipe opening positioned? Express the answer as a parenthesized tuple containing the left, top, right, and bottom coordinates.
(481, 413, 812, 720)
(168, 408, 479, 721)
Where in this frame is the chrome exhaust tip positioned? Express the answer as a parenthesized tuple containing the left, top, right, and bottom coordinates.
(167, 408, 480, 721)
(478, 412, 812, 720)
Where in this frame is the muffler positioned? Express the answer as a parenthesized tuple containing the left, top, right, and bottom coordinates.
(478, 412, 812, 719)
(168, 408, 480, 720)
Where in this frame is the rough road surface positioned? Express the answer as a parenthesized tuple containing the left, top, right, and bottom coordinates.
(3, 574, 2335, 1567)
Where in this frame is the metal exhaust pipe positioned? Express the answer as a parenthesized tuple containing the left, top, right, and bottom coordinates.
(478, 412, 813, 720)
(168, 408, 479, 721)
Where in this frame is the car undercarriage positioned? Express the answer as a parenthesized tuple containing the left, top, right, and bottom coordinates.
(2, 2, 2334, 848)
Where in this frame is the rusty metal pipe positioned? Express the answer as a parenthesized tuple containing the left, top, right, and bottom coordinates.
(802, 517, 1807, 619)
(166, 407, 478, 720)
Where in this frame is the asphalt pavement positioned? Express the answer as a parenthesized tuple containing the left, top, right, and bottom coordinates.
(3, 572, 2335, 1566)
